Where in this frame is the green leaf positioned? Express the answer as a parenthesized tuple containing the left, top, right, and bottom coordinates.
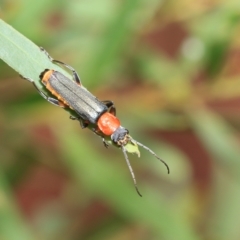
(0, 19, 70, 89)
(125, 138, 141, 156)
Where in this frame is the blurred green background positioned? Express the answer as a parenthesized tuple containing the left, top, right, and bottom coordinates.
(1, 0, 240, 239)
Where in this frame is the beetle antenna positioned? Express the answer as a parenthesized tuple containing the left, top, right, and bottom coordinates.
(132, 140, 170, 174)
(121, 146, 142, 197)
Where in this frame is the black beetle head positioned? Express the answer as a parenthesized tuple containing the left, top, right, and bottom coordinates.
(110, 126, 170, 197)
(111, 126, 129, 146)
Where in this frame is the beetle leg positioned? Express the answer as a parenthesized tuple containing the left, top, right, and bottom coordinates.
(102, 100, 116, 116)
(53, 59, 81, 85)
(92, 127, 104, 137)
(40, 47, 54, 61)
(69, 116, 89, 129)
(20, 75, 63, 107)
(69, 115, 78, 120)
(80, 121, 88, 129)
(102, 138, 109, 148)
(102, 100, 114, 109)
(40, 47, 82, 85)
(91, 128, 109, 148)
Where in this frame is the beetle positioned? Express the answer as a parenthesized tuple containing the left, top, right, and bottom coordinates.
(22, 47, 170, 197)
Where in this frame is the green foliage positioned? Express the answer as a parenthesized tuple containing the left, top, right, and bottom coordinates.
(1, 0, 240, 239)
(0, 19, 70, 89)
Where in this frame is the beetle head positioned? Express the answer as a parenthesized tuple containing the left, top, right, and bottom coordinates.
(111, 126, 130, 146)
(110, 126, 170, 197)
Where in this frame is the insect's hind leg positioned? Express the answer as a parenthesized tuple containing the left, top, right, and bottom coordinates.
(69, 115, 89, 129)
(20, 75, 64, 107)
(39, 47, 82, 85)
(102, 100, 116, 116)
